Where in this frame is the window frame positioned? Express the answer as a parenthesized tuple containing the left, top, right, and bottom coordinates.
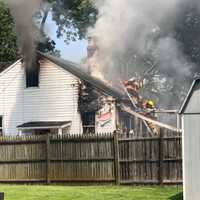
(0, 116, 3, 136)
(81, 112, 95, 134)
(25, 60, 40, 88)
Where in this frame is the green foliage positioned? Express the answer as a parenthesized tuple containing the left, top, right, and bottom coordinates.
(0, 0, 96, 61)
(0, 185, 182, 200)
(37, 34, 61, 57)
(169, 192, 183, 200)
(0, 1, 18, 62)
(36, 0, 97, 54)
(50, 0, 97, 42)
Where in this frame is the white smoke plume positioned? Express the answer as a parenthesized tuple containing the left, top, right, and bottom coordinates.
(6, 0, 43, 68)
(88, 0, 199, 81)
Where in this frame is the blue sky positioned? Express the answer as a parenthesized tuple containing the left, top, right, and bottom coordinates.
(45, 13, 87, 63)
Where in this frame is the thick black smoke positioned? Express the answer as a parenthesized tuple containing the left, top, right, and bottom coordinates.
(7, 0, 43, 68)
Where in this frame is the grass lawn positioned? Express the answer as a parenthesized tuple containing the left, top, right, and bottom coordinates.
(0, 185, 183, 200)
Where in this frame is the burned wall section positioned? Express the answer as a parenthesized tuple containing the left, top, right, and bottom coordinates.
(77, 79, 152, 135)
(78, 82, 117, 134)
(22, 55, 40, 88)
(78, 82, 99, 134)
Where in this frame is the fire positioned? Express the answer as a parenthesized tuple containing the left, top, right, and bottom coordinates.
(86, 36, 108, 83)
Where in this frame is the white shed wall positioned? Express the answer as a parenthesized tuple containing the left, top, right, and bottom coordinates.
(0, 59, 82, 135)
(184, 83, 200, 113)
(183, 114, 200, 200)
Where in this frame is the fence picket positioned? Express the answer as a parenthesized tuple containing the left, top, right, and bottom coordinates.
(0, 130, 182, 184)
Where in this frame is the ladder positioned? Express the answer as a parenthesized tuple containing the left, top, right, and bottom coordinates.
(120, 81, 154, 136)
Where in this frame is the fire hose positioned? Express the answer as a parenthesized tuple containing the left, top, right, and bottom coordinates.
(119, 80, 182, 133)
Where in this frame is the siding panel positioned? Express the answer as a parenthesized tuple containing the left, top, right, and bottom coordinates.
(183, 115, 200, 200)
(0, 60, 82, 135)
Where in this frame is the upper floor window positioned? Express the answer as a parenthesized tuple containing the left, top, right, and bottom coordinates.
(26, 60, 40, 88)
(0, 116, 2, 135)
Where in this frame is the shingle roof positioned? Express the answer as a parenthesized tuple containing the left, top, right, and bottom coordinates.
(1, 52, 126, 100)
(17, 121, 71, 129)
(179, 79, 200, 114)
(38, 51, 125, 100)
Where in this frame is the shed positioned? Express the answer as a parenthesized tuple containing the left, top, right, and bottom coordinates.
(179, 78, 200, 200)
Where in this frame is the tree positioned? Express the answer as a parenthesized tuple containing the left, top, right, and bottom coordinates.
(37, 0, 97, 54)
(0, 2, 18, 63)
(175, 4, 200, 70)
(40, 0, 97, 43)
(0, 0, 97, 59)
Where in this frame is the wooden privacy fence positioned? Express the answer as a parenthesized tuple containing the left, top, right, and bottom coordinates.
(0, 130, 182, 184)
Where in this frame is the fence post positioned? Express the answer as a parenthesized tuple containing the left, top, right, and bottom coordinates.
(158, 129, 164, 185)
(46, 133, 51, 185)
(0, 192, 4, 200)
(113, 133, 120, 185)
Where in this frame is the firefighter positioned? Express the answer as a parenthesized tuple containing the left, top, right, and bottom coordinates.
(121, 78, 143, 107)
(143, 99, 156, 117)
(143, 100, 155, 110)
(143, 99, 160, 135)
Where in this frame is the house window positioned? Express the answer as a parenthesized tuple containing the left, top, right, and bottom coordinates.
(82, 112, 95, 134)
(0, 116, 2, 135)
(26, 60, 40, 88)
(34, 129, 50, 135)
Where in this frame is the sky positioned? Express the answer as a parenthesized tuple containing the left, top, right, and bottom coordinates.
(45, 12, 87, 63)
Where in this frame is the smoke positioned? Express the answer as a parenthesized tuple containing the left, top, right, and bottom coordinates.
(88, 0, 200, 76)
(6, 0, 43, 68)
(87, 0, 200, 106)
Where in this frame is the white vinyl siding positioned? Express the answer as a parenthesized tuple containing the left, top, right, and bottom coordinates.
(0, 59, 82, 135)
(183, 115, 200, 200)
(184, 83, 200, 113)
(181, 79, 200, 200)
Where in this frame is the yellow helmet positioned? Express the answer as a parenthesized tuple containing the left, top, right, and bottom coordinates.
(147, 100, 155, 108)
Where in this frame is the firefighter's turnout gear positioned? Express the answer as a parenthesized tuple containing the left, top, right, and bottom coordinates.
(121, 79, 159, 135)
(143, 100, 159, 135)
(121, 79, 142, 107)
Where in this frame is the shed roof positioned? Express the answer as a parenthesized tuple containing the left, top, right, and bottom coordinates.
(179, 79, 200, 114)
(38, 51, 125, 100)
(17, 121, 72, 130)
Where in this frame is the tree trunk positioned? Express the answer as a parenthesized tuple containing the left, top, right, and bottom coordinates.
(40, 5, 51, 34)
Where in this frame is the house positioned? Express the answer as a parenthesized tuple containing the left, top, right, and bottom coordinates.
(0, 51, 142, 136)
(179, 79, 200, 200)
